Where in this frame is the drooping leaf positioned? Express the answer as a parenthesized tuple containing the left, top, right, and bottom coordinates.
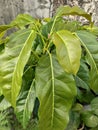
(55, 5, 91, 22)
(35, 54, 77, 130)
(16, 79, 36, 128)
(75, 31, 98, 93)
(53, 30, 81, 75)
(0, 29, 36, 107)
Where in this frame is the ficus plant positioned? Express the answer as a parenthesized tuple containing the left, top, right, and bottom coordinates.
(1, 5, 98, 130)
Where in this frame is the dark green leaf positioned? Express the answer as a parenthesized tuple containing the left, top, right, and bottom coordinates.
(81, 111, 98, 128)
(55, 5, 91, 22)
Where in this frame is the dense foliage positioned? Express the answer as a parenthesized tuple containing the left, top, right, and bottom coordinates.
(0, 5, 98, 130)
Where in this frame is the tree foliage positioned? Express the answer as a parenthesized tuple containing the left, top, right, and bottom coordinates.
(0, 5, 98, 130)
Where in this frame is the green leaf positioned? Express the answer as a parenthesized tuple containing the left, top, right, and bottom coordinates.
(0, 25, 13, 33)
(66, 111, 80, 130)
(16, 79, 36, 128)
(53, 30, 81, 75)
(35, 54, 77, 130)
(54, 20, 82, 32)
(0, 98, 11, 111)
(11, 14, 36, 29)
(84, 25, 98, 35)
(90, 127, 98, 130)
(81, 111, 98, 128)
(75, 59, 89, 90)
(75, 31, 98, 93)
(0, 29, 36, 107)
(91, 97, 98, 116)
(55, 5, 91, 22)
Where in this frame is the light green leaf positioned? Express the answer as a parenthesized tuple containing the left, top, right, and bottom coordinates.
(75, 59, 90, 90)
(0, 29, 36, 107)
(11, 14, 36, 29)
(53, 30, 81, 75)
(55, 5, 91, 22)
(0, 98, 11, 111)
(16, 79, 36, 128)
(35, 54, 77, 130)
(75, 31, 98, 93)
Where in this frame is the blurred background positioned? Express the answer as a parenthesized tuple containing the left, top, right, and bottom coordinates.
(0, 0, 98, 25)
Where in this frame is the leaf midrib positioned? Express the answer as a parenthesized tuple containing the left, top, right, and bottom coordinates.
(49, 52, 55, 128)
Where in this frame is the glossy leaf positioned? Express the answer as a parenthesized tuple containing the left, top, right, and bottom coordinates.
(35, 54, 77, 130)
(16, 80, 36, 128)
(55, 5, 91, 22)
(53, 30, 81, 75)
(0, 29, 36, 107)
(75, 31, 98, 93)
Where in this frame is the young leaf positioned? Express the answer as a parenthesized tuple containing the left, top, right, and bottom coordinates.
(35, 54, 77, 130)
(75, 31, 98, 93)
(55, 5, 91, 22)
(0, 29, 36, 107)
(16, 80, 36, 128)
(10, 14, 36, 29)
(53, 30, 81, 75)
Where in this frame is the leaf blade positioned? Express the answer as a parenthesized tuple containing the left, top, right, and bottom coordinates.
(0, 29, 36, 107)
(16, 79, 36, 128)
(35, 54, 77, 130)
(11, 30, 36, 107)
(75, 30, 98, 93)
(55, 5, 91, 22)
(53, 30, 81, 75)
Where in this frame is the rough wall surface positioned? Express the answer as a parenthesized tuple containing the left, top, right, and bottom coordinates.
(0, 0, 53, 24)
(0, 0, 98, 25)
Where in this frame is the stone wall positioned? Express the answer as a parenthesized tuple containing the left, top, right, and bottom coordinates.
(0, 0, 53, 24)
(0, 0, 98, 25)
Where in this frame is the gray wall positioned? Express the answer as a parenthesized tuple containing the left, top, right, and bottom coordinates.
(0, 0, 98, 25)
